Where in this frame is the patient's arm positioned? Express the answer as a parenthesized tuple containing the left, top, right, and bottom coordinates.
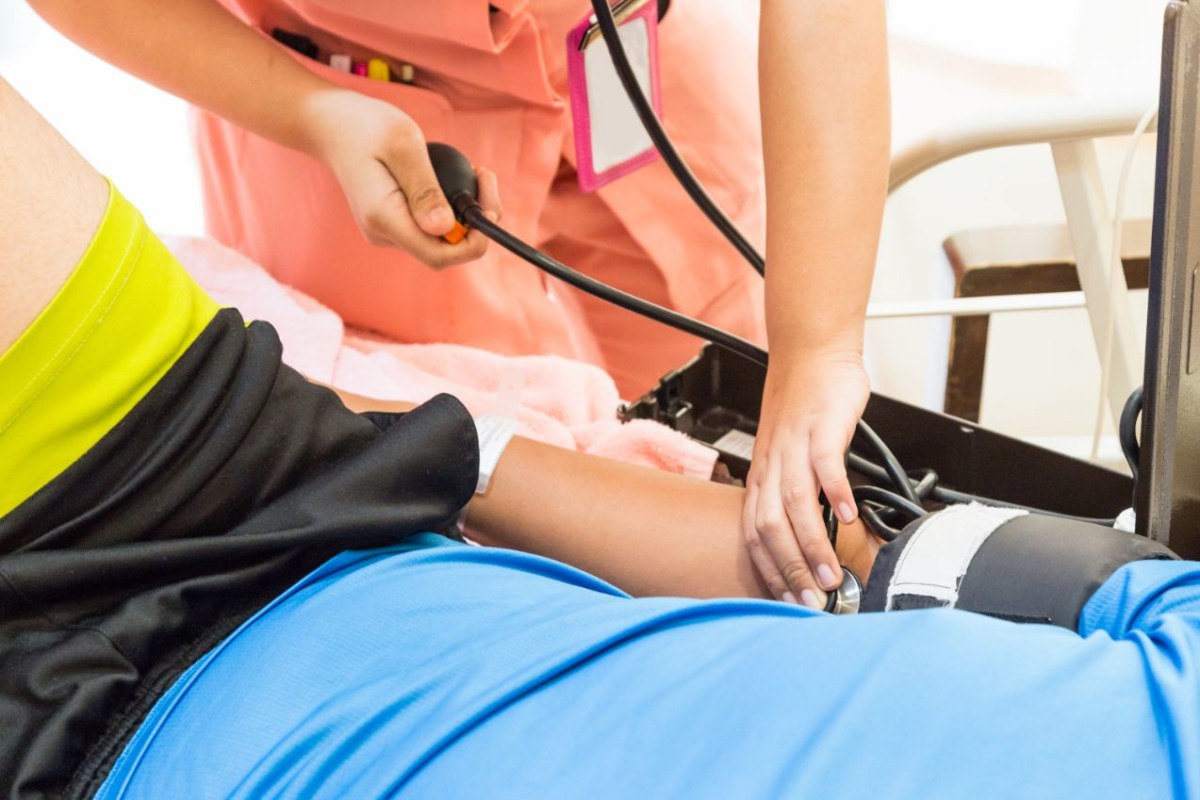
(335, 389, 880, 602)
(476, 435, 765, 598)
(471, 435, 880, 601)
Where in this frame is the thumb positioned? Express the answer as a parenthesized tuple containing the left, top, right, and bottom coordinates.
(388, 145, 456, 237)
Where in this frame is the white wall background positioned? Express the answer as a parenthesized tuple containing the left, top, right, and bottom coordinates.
(0, 0, 1172, 465)
(0, 2, 202, 235)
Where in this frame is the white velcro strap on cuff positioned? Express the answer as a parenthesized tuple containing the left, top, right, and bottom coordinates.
(885, 503, 1027, 611)
(474, 415, 517, 495)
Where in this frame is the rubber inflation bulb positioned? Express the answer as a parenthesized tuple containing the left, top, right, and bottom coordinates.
(427, 143, 479, 222)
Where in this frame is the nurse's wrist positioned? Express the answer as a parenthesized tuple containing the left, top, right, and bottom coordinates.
(761, 343, 865, 385)
(766, 320, 863, 355)
(291, 87, 338, 161)
(297, 88, 403, 165)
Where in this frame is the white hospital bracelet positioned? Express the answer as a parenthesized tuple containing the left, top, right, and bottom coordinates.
(474, 415, 517, 495)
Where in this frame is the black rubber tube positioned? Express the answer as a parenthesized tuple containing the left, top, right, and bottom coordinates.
(464, 207, 769, 367)
(1119, 385, 1142, 481)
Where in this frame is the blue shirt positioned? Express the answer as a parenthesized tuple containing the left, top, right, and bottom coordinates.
(99, 535, 1199, 799)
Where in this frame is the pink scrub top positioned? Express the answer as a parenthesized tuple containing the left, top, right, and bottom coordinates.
(198, 0, 765, 359)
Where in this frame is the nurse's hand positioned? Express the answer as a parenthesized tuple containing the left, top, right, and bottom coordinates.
(305, 90, 502, 268)
(742, 349, 869, 609)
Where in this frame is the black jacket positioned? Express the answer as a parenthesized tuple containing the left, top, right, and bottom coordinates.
(0, 310, 478, 799)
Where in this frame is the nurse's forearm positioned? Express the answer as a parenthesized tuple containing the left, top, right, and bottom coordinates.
(758, 0, 889, 350)
(27, 0, 339, 157)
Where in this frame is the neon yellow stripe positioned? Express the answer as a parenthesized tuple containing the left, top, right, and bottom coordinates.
(0, 182, 219, 519)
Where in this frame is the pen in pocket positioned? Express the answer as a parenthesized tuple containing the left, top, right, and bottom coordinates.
(367, 59, 390, 82)
(272, 27, 417, 85)
(271, 28, 317, 59)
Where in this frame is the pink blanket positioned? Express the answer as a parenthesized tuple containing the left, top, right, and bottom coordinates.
(166, 236, 718, 479)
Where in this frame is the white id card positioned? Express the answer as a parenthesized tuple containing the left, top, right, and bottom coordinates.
(566, 0, 663, 192)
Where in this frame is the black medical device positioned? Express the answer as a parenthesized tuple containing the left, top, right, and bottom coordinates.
(1136, 0, 1200, 556)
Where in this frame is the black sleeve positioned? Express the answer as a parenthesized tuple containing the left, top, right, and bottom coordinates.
(0, 309, 479, 799)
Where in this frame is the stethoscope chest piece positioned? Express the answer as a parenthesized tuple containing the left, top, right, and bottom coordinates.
(825, 567, 863, 615)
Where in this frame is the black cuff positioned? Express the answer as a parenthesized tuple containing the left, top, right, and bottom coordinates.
(860, 506, 1177, 630)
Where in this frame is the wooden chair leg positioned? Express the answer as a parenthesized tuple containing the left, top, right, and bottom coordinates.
(945, 315, 990, 422)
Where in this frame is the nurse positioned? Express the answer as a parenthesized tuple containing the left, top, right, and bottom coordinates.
(30, 0, 890, 609)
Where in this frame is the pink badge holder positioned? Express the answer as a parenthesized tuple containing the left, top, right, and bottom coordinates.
(566, 1, 664, 193)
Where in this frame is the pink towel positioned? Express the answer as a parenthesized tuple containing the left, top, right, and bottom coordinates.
(166, 236, 719, 479)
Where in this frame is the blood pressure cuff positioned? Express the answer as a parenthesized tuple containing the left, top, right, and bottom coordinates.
(860, 504, 1178, 629)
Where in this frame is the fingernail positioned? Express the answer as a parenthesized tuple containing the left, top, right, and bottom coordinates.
(782, 591, 799, 605)
(485, 210, 499, 223)
(800, 589, 825, 610)
(817, 564, 839, 591)
(837, 502, 856, 524)
(428, 207, 452, 229)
